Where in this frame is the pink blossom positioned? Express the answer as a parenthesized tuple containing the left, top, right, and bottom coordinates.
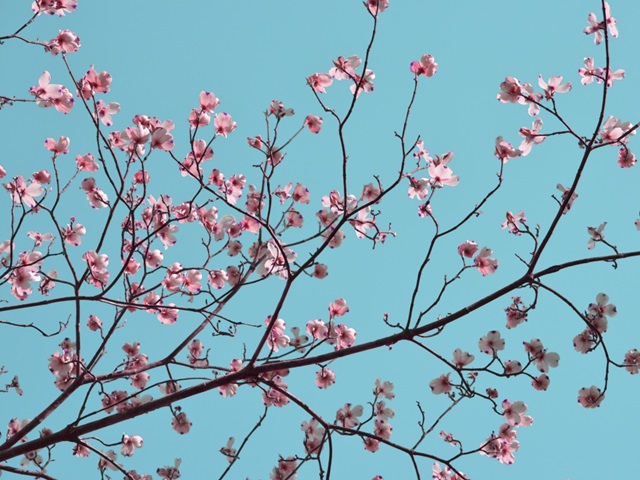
(78, 65, 112, 99)
(479, 330, 505, 355)
(350, 69, 375, 97)
(330, 55, 361, 80)
(305, 114, 323, 133)
(624, 349, 640, 375)
(410, 54, 438, 77)
(131, 372, 150, 389)
(87, 315, 102, 331)
(336, 403, 363, 428)
(45, 136, 70, 154)
(494, 136, 521, 163)
(532, 374, 550, 391)
(578, 57, 602, 85)
(588, 292, 616, 318)
(95, 100, 120, 126)
(374, 379, 395, 400)
(315, 368, 336, 389)
(48, 29, 80, 55)
(158, 304, 179, 324)
(430, 374, 452, 395)
(573, 329, 596, 354)
(200, 91, 220, 112)
(266, 317, 290, 352)
(473, 247, 498, 275)
(0, 165, 5, 178)
(504, 360, 523, 376)
(306, 319, 328, 340)
(33, 0, 78, 16)
(584, 2, 617, 45)
(452, 348, 474, 368)
(618, 148, 636, 168)
(497, 77, 522, 103)
(156, 459, 182, 480)
(428, 163, 459, 188)
(587, 222, 606, 250)
(538, 75, 571, 100)
(329, 323, 356, 350)
(374, 418, 393, 440)
(457, 240, 478, 258)
(220, 437, 236, 463)
(27, 231, 54, 246)
(367, 0, 389, 15)
(269, 99, 294, 118)
(556, 183, 578, 214)
(599, 115, 635, 145)
(29, 71, 74, 113)
(4, 176, 44, 207)
(501, 210, 526, 235)
(62, 222, 86, 246)
(121, 434, 143, 457)
(518, 118, 545, 156)
(502, 400, 531, 426)
(171, 412, 191, 434)
(578, 385, 604, 408)
(408, 177, 429, 200)
(75, 153, 99, 172)
(80, 177, 109, 208)
(307, 73, 333, 93)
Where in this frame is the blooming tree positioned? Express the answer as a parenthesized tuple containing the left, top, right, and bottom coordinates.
(0, 1, 639, 479)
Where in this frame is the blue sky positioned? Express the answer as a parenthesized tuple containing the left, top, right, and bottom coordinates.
(1, 1, 639, 479)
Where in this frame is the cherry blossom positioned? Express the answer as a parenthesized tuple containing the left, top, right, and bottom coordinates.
(374, 379, 395, 400)
(457, 240, 478, 258)
(473, 247, 498, 276)
(501, 211, 526, 235)
(335, 403, 363, 428)
(504, 360, 523, 376)
(220, 437, 236, 463)
(556, 183, 578, 213)
(538, 75, 571, 100)
(624, 349, 640, 374)
(330, 55, 361, 80)
(87, 314, 102, 331)
(307, 73, 333, 93)
(532, 374, 550, 391)
(584, 2, 618, 45)
(518, 118, 545, 156)
(171, 412, 192, 434)
(156, 458, 182, 480)
(121, 434, 143, 457)
(32, 0, 78, 16)
(158, 304, 179, 325)
(4, 175, 44, 207)
(452, 348, 474, 368)
(315, 368, 336, 389)
(200, 91, 220, 112)
(479, 330, 505, 355)
(599, 115, 635, 145)
(578, 385, 604, 408)
(78, 65, 112, 98)
(430, 374, 452, 395)
(618, 148, 636, 168)
(408, 177, 429, 200)
(214, 112, 236, 137)
(587, 222, 606, 249)
(45, 136, 70, 154)
(494, 136, 521, 163)
(350, 69, 375, 97)
(374, 418, 393, 440)
(48, 29, 80, 55)
(497, 77, 523, 103)
(29, 71, 74, 113)
(428, 163, 459, 188)
(81, 177, 109, 208)
(329, 298, 350, 319)
(305, 114, 323, 133)
(410, 54, 438, 77)
(367, 0, 389, 15)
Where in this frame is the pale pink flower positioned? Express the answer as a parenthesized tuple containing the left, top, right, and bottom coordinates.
(307, 73, 333, 93)
(330, 323, 356, 350)
(407, 177, 429, 200)
(62, 222, 86, 246)
(428, 163, 459, 188)
(306, 319, 328, 340)
(335, 403, 363, 428)
(599, 115, 635, 145)
(374, 418, 393, 440)
(532, 374, 550, 391)
(330, 55, 361, 80)
(158, 304, 179, 325)
(305, 114, 323, 133)
(220, 437, 236, 463)
(87, 314, 102, 331)
(97, 449, 120, 471)
(624, 349, 640, 375)
(518, 118, 545, 156)
(578, 57, 602, 85)
(374, 379, 395, 400)
(410, 54, 438, 77)
(33, 0, 78, 16)
(430, 374, 452, 395)
(497, 77, 522, 103)
(573, 329, 596, 354)
(501, 210, 526, 235)
(329, 298, 349, 319)
(474, 247, 498, 275)
(48, 29, 80, 54)
(121, 435, 143, 457)
(584, 2, 617, 45)
(494, 136, 521, 163)
(200, 91, 220, 112)
(80, 177, 109, 208)
(315, 368, 336, 389)
(618, 148, 636, 168)
(452, 348, 474, 368)
(131, 372, 150, 389)
(502, 400, 531, 426)
(587, 222, 606, 249)
(150, 128, 174, 151)
(556, 183, 578, 214)
(266, 317, 290, 352)
(457, 240, 478, 258)
(95, 100, 120, 126)
(76, 153, 99, 172)
(4, 176, 44, 207)
(479, 330, 505, 355)
(538, 75, 571, 100)
(350, 69, 375, 97)
(578, 385, 604, 408)
(45, 136, 70, 154)
(504, 360, 523, 376)
(157, 459, 182, 480)
(367, 0, 389, 15)
(171, 412, 191, 434)
(78, 65, 112, 99)
(29, 71, 74, 113)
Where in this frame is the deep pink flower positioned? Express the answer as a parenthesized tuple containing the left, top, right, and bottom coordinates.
(410, 54, 438, 77)
(305, 114, 323, 133)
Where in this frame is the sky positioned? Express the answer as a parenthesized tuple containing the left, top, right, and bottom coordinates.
(1, 1, 639, 479)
